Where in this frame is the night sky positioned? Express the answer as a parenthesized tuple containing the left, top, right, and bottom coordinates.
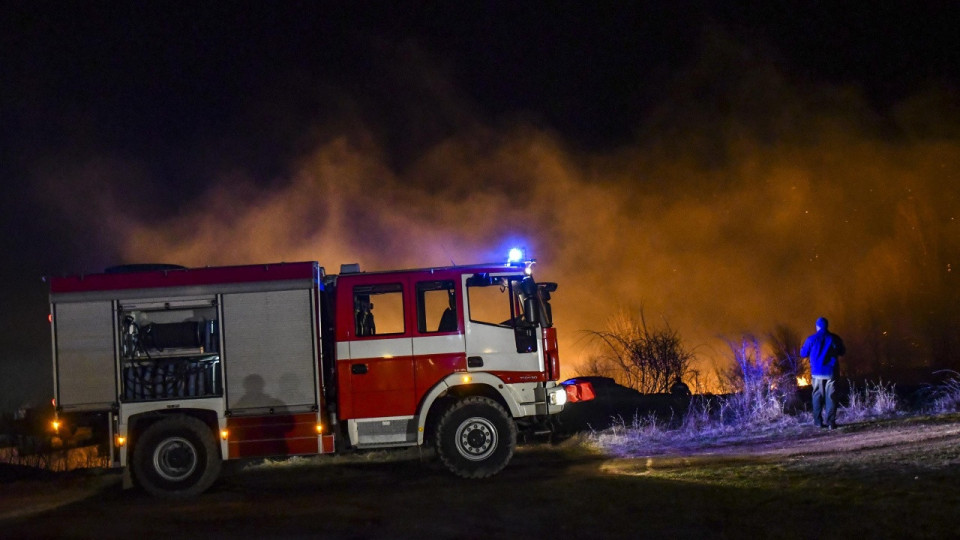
(2, 2, 959, 409)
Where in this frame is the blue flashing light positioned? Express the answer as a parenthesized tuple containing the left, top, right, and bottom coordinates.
(507, 248, 524, 263)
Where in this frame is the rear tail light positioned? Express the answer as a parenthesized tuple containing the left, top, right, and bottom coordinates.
(562, 380, 596, 403)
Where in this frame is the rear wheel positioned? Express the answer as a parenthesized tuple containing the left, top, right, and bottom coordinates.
(435, 396, 516, 478)
(132, 415, 221, 498)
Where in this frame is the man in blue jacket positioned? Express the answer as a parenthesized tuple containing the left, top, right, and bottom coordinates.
(800, 317, 846, 429)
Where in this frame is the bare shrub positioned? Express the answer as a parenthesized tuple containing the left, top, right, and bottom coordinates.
(584, 309, 693, 394)
(718, 336, 789, 426)
(767, 324, 806, 410)
(767, 324, 806, 381)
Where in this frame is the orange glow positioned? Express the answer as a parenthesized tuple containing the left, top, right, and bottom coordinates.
(115, 435, 126, 447)
(797, 375, 810, 387)
(220, 430, 229, 440)
(316, 424, 323, 434)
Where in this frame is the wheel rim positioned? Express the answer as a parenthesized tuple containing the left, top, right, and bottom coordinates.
(152, 436, 198, 481)
(454, 416, 498, 461)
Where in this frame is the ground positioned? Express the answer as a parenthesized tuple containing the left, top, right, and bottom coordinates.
(2, 414, 960, 538)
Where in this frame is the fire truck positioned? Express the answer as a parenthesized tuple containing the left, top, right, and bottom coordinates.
(48, 256, 593, 497)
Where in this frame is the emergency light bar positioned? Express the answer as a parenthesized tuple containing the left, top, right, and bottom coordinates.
(507, 247, 536, 274)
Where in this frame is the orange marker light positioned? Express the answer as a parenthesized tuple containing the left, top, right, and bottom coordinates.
(220, 430, 229, 440)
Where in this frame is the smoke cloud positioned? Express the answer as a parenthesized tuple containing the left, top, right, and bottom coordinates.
(44, 35, 960, 387)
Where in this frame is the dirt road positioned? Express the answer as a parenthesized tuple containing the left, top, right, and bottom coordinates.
(3, 415, 960, 538)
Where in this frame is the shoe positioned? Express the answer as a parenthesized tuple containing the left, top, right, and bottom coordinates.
(828, 424, 838, 430)
(814, 423, 823, 428)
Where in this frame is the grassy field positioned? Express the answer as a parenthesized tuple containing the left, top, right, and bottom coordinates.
(593, 419, 960, 538)
(3, 377, 960, 538)
(3, 414, 960, 538)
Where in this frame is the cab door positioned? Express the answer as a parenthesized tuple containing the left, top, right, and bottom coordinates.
(462, 273, 543, 377)
(338, 275, 415, 422)
(411, 276, 467, 400)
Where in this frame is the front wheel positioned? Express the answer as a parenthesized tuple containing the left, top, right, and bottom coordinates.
(435, 396, 516, 478)
(132, 415, 222, 498)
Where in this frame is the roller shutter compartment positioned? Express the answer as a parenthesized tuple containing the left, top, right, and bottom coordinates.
(222, 289, 317, 414)
(54, 301, 116, 409)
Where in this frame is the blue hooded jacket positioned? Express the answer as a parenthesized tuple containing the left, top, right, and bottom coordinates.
(801, 318, 845, 379)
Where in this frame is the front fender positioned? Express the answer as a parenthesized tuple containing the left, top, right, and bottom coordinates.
(415, 372, 521, 445)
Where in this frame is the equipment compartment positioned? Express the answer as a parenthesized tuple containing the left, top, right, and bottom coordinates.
(118, 298, 223, 402)
(122, 355, 221, 400)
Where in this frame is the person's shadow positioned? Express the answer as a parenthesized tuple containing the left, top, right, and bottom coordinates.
(233, 374, 292, 456)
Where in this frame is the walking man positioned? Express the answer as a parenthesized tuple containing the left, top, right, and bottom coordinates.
(800, 317, 846, 429)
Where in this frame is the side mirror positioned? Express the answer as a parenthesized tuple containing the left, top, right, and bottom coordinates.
(520, 276, 537, 296)
(523, 297, 539, 325)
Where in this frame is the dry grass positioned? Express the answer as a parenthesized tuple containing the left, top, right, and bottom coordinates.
(0, 445, 108, 472)
(589, 374, 956, 458)
(842, 379, 900, 421)
(922, 370, 960, 414)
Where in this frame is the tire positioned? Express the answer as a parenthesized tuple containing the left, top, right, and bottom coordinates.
(435, 396, 517, 478)
(132, 415, 222, 498)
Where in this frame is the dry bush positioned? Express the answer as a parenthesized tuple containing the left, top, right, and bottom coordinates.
(767, 324, 806, 381)
(584, 309, 693, 394)
(717, 336, 791, 425)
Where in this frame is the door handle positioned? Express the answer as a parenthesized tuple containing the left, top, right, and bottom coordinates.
(351, 363, 368, 375)
(467, 356, 483, 368)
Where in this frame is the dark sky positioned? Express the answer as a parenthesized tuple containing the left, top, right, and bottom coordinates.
(2, 2, 959, 408)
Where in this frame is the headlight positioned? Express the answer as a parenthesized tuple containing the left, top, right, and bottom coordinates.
(548, 387, 567, 406)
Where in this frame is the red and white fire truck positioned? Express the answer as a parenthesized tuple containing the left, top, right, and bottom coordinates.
(48, 256, 593, 497)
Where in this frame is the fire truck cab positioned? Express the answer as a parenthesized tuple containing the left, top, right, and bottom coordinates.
(49, 258, 587, 497)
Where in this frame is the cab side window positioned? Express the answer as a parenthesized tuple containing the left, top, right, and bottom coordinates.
(417, 280, 457, 333)
(466, 275, 518, 327)
(353, 284, 404, 336)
